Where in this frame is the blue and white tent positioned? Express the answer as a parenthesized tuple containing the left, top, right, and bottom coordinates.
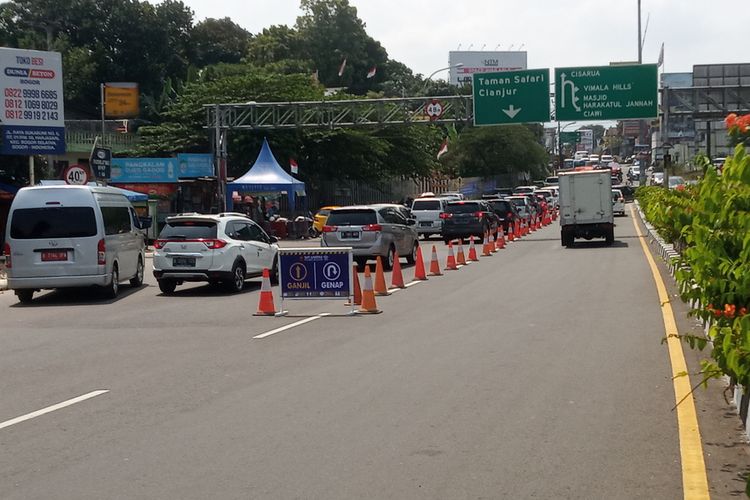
(227, 138, 305, 211)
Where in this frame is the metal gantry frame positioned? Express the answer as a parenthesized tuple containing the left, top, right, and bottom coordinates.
(206, 96, 476, 211)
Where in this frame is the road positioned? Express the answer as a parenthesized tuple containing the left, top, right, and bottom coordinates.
(1, 206, 748, 499)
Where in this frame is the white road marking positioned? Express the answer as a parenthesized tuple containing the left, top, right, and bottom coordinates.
(253, 313, 331, 339)
(405, 280, 423, 288)
(0, 390, 109, 431)
(387, 287, 402, 294)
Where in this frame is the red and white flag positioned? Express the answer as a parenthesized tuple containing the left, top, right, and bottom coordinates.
(338, 58, 347, 77)
(366, 65, 377, 79)
(290, 158, 299, 174)
(437, 138, 449, 159)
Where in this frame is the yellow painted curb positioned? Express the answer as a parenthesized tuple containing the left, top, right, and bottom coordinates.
(631, 204, 710, 499)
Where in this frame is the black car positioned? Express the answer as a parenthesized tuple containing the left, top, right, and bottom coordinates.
(486, 198, 519, 233)
(440, 200, 498, 243)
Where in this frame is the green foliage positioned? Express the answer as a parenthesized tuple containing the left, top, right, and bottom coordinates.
(444, 125, 549, 179)
(638, 143, 750, 388)
(191, 17, 251, 67)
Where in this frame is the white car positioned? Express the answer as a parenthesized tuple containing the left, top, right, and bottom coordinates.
(612, 189, 625, 216)
(152, 213, 279, 294)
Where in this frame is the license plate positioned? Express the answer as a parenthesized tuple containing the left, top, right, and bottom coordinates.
(341, 231, 360, 238)
(420, 221, 432, 226)
(41, 250, 68, 262)
(173, 257, 196, 267)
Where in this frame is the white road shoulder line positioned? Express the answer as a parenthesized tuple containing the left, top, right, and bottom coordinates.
(405, 280, 423, 288)
(254, 313, 331, 339)
(0, 390, 109, 431)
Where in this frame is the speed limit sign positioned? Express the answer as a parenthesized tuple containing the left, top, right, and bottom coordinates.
(63, 165, 90, 185)
(426, 99, 444, 121)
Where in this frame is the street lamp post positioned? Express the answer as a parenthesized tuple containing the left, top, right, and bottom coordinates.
(422, 63, 464, 94)
(557, 121, 577, 172)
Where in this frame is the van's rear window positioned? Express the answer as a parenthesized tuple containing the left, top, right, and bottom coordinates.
(411, 200, 441, 210)
(325, 210, 377, 226)
(159, 221, 217, 240)
(10, 207, 97, 239)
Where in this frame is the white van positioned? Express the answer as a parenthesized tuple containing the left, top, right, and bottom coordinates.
(3, 185, 148, 303)
(410, 197, 451, 239)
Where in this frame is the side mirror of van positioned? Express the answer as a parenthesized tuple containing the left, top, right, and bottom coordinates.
(269, 236, 278, 244)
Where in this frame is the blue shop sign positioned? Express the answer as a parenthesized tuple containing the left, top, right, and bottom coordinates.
(110, 154, 214, 183)
(279, 249, 352, 299)
(176, 153, 214, 177)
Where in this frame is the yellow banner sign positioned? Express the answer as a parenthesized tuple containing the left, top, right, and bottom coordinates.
(104, 83, 139, 118)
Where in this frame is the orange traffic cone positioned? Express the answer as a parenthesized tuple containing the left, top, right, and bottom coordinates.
(496, 226, 506, 249)
(254, 268, 277, 316)
(468, 235, 479, 261)
(391, 250, 405, 289)
(482, 232, 492, 257)
(445, 242, 458, 270)
(429, 245, 442, 276)
(374, 256, 390, 296)
(346, 263, 362, 306)
(358, 265, 382, 314)
(413, 245, 428, 281)
(530, 216, 536, 232)
(515, 220, 521, 238)
(508, 222, 515, 241)
(490, 232, 498, 253)
(456, 241, 467, 265)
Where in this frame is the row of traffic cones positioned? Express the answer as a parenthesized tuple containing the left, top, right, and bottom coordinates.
(255, 211, 561, 315)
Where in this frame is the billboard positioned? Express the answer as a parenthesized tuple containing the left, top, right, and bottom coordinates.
(449, 51, 527, 85)
(110, 154, 213, 183)
(104, 82, 139, 118)
(0, 47, 65, 155)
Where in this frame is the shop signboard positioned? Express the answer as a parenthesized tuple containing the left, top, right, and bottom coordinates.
(111, 154, 214, 183)
(0, 47, 65, 154)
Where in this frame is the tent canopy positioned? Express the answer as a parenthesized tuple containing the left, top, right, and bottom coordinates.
(227, 138, 305, 210)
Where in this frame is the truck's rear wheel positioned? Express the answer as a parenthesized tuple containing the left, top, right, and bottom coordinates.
(605, 228, 615, 246)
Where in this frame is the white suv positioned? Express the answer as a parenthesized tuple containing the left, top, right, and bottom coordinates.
(152, 213, 279, 294)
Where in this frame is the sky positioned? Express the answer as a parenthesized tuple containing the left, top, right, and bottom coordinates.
(160, 0, 746, 78)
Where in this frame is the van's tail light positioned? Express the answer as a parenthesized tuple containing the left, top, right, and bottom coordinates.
(97, 239, 106, 265)
(322, 225, 337, 232)
(153, 239, 167, 249)
(439, 212, 452, 219)
(203, 239, 227, 249)
(3, 243, 10, 269)
(507, 212, 514, 219)
(473, 211, 484, 218)
(619, 197, 624, 203)
(362, 224, 382, 232)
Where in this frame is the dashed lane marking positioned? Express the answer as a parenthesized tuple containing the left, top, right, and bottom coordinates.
(253, 313, 331, 339)
(0, 390, 109, 431)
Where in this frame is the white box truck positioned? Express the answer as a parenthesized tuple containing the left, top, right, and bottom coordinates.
(558, 170, 614, 247)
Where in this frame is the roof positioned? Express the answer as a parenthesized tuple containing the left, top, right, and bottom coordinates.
(35, 181, 148, 202)
(229, 138, 305, 195)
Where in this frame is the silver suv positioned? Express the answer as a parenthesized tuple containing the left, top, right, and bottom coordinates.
(152, 213, 279, 294)
(321, 205, 419, 270)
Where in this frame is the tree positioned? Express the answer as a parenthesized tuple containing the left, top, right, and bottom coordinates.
(246, 25, 304, 66)
(296, 0, 387, 93)
(191, 18, 251, 67)
(446, 126, 549, 180)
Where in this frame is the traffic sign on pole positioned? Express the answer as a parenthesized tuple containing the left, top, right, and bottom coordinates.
(560, 131, 580, 144)
(554, 64, 658, 121)
(472, 69, 550, 125)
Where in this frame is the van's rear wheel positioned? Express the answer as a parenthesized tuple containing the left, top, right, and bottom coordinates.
(130, 257, 144, 287)
(158, 279, 177, 294)
(406, 241, 418, 265)
(383, 245, 395, 271)
(16, 290, 33, 304)
(104, 265, 119, 299)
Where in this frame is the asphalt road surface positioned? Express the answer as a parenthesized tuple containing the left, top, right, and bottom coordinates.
(1, 207, 748, 499)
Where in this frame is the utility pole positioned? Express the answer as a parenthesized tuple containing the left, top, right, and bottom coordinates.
(637, 0, 647, 184)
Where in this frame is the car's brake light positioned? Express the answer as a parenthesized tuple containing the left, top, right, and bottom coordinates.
(473, 211, 484, 218)
(507, 212, 514, 218)
(97, 238, 106, 265)
(322, 225, 337, 232)
(3, 242, 10, 268)
(153, 239, 166, 249)
(439, 212, 452, 219)
(362, 224, 382, 232)
(203, 239, 227, 249)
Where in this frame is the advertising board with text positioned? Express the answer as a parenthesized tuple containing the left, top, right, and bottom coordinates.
(104, 82, 139, 118)
(0, 47, 65, 155)
(110, 154, 214, 183)
(279, 248, 352, 299)
(554, 64, 658, 121)
(449, 51, 527, 85)
(472, 69, 550, 125)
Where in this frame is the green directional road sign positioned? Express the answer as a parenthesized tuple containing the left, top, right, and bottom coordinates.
(560, 131, 580, 144)
(473, 69, 550, 125)
(555, 64, 657, 121)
